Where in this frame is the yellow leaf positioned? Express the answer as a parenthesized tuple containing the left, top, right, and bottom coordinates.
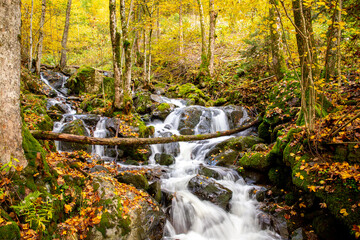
(299, 202, 306, 208)
(64, 204, 72, 214)
(300, 175, 304, 180)
(290, 153, 295, 157)
(308, 185, 317, 192)
(340, 208, 349, 216)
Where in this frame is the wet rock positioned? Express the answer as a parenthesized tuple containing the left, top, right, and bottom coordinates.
(240, 169, 268, 185)
(187, 175, 232, 210)
(151, 103, 175, 121)
(148, 181, 162, 203)
(223, 136, 264, 151)
(213, 149, 239, 167)
(198, 165, 222, 180)
(105, 117, 119, 136)
(59, 119, 91, 153)
(154, 153, 175, 166)
(65, 66, 103, 94)
(312, 214, 349, 240)
(105, 148, 124, 158)
(49, 102, 69, 113)
(238, 152, 270, 172)
(179, 128, 195, 135)
(252, 143, 268, 151)
(157, 132, 180, 157)
(222, 105, 244, 129)
(115, 172, 149, 190)
(90, 165, 109, 173)
(291, 228, 305, 240)
(79, 114, 101, 126)
(178, 106, 203, 135)
(258, 213, 289, 239)
(150, 94, 165, 103)
(134, 91, 154, 114)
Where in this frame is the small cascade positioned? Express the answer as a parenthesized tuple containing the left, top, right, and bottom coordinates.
(148, 101, 280, 240)
(92, 117, 108, 158)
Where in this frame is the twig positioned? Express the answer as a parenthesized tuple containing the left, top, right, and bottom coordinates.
(329, 111, 360, 137)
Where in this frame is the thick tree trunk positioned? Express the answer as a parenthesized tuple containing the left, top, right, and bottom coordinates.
(292, 0, 316, 132)
(120, 0, 133, 114)
(179, 1, 184, 55)
(109, 0, 123, 110)
(208, 0, 217, 77)
(36, 0, 46, 75)
(0, 0, 27, 167)
(59, 0, 72, 69)
(143, 28, 147, 83)
(269, 4, 285, 81)
(197, 0, 207, 68)
(28, 0, 34, 71)
(31, 119, 259, 146)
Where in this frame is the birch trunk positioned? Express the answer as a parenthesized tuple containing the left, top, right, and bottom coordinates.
(0, 0, 27, 167)
(36, 0, 46, 75)
(109, 0, 123, 110)
(179, 1, 184, 55)
(59, 0, 72, 69)
(143, 28, 147, 83)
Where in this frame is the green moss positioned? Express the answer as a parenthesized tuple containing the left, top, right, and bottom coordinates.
(238, 152, 271, 172)
(157, 103, 170, 112)
(268, 167, 291, 187)
(0, 222, 21, 240)
(22, 123, 46, 166)
(258, 121, 271, 143)
(100, 77, 115, 97)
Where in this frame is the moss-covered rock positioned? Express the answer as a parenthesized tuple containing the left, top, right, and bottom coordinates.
(167, 83, 210, 106)
(213, 150, 239, 167)
(198, 166, 222, 180)
(134, 91, 154, 114)
(214, 98, 227, 106)
(238, 152, 271, 172)
(222, 136, 264, 151)
(268, 167, 291, 187)
(66, 65, 103, 95)
(115, 172, 149, 191)
(151, 103, 174, 120)
(154, 153, 175, 166)
(0, 222, 21, 240)
(59, 119, 91, 153)
(147, 181, 162, 203)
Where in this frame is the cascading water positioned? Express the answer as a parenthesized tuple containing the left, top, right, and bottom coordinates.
(92, 117, 108, 158)
(149, 101, 280, 240)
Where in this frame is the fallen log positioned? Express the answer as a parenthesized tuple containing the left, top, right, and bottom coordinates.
(30, 118, 259, 146)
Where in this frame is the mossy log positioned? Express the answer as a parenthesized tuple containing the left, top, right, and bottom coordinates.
(30, 119, 259, 146)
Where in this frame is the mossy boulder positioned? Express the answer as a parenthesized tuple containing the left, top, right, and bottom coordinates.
(198, 166, 222, 180)
(115, 172, 149, 191)
(238, 152, 271, 172)
(66, 65, 103, 95)
(222, 136, 264, 151)
(134, 91, 154, 114)
(151, 103, 175, 120)
(167, 83, 209, 106)
(177, 106, 203, 135)
(59, 119, 91, 153)
(147, 181, 162, 203)
(268, 167, 291, 187)
(154, 153, 175, 166)
(0, 222, 21, 240)
(188, 175, 232, 210)
(213, 150, 239, 167)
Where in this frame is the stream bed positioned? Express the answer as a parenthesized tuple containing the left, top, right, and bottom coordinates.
(41, 71, 281, 240)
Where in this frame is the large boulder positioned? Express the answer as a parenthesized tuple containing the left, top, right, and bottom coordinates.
(115, 172, 149, 191)
(187, 175, 232, 210)
(213, 149, 239, 167)
(154, 153, 175, 166)
(222, 105, 244, 129)
(177, 106, 203, 135)
(65, 65, 103, 94)
(88, 173, 166, 240)
(134, 91, 154, 114)
(59, 119, 91, 152)
(238, 152, 271, 172)
(151, 103, 175, 121)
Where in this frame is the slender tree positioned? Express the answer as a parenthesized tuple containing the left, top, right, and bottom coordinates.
(197, 0, 207, 68)
(59, 0, 72, 69)
(292, 0, 316, 131)
(208, 0, 218, 76)
(269, 3, 286, 81)
(179, 1, 184, 55)
(109, 0, 123, 110)
(36, 0, 46, 75)
(0, 0, 27, 167)
(28, 0, 34, 71)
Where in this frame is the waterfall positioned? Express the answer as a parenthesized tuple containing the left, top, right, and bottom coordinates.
(148, 102, 280, 240)
(92, 117, 108, 158)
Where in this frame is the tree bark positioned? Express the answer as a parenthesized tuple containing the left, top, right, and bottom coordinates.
(109, 0, 123, 110)
(30, 119, 259, 146)
(269, 3, 285, 81)
(28, 0, 34, 71)
(292, 0, 316, 132)
(208, 0, 217, 77)
(143, 28, 147, 83)
(59, 0, 72, 69)
(197, 0, 207, 68)
(120, 0, 133, 114)
(0, 0, 27, 167)
(179, 1, 184, 55)
(36, 0, 46, 75)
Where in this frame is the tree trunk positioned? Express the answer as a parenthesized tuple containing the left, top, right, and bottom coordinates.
(36, 0, 46, 75)
(109, 0, 123, 110)
(30, 118, 259, 146)
(197, 0, 207, 68)
(28, 0, 34, 71)
(179, 1, 184, 55)
(120, 0, 133, 114)
(0, 0, 27, 167)
(292, 0, 316, 132)
(59, 0, 72, 69)
(157, 6, 160, 40)
(147, 28, 153, 84)
(324, 0, 342, 82)
(269, 3, 286, 81)
(143, 28, 147, 83)
(336, 0, 342, 88)
(208, 0, 217, 77)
